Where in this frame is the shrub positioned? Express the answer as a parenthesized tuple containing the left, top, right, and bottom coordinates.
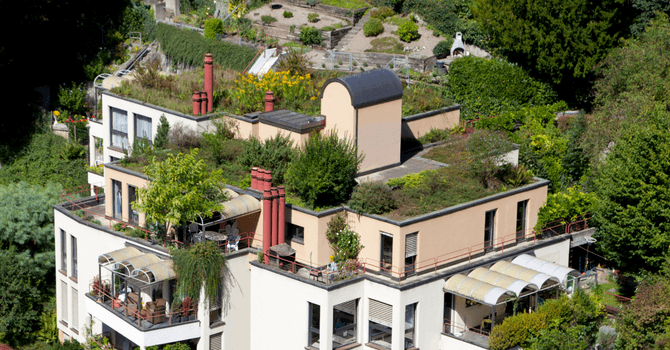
(241, 26, 258, 41)
(285, 130, 362, 208)
(432, 39, 453, 57)
(364, 18, 384, 37)
(489, 312, 548, 350)
(204, 18, 224, 40)
(155, 23, 256, 71)
(398, 21, 419, 42)
(386, 171, 428, 189)
(289, 25, 296, 33)
(239, 134, 296, 186)
(308, 13, 319, 23)
(261, 15, 277, 24)
(57, 82, 88, 115)
(277, 49, 311, 75)
(283, 10, 293, 18)
(348, 182, 397, 214)
(417, 127, 449, 144)
(321, 26, 335, 32)
(154, 115, 170, 149)
(299, 26, 323, 45)
(535, 186, 595, 231)
(371, 6, 395, 19)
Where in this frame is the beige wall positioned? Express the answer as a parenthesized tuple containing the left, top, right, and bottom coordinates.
(257, 123, 308, 149)
(320, 83, 356, 141)
(401, 108, 460, 139)
(357, 99, 402, 173)
(285, 208, 338, 267)
(104, 166, 149, 226)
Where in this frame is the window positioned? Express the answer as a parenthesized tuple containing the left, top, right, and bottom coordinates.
(484, 209, 496, 252)
(71, 235, 77, 279)
(128, 185, 139, 223)
(516, 200, 529, 242)
(60, 229, 67, 272)
(404, 232, 417, 277)
(369, 299, 392, 349)
(134, 114, 152, 143)
(333, 299, 357, 348)
(380, 233, 393, 277)
(210, 332, 222, 350)
(404, 303, 417, 349)
(111, 107, 128, 149)
(287, 223, 304, 244)
(308, 302, 320, 348)
(71, 287, 78, 331)
(112, 180, 122, 219)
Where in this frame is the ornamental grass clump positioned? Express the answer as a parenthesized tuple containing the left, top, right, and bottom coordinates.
(171, 241, 227, 305)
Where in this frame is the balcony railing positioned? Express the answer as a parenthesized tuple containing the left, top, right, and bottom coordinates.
(443, 320, 490, 348)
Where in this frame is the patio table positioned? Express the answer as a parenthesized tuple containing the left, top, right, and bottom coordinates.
(204, 231, 227, 243)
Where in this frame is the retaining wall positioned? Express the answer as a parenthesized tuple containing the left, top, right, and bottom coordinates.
(276, 0, 367, 24)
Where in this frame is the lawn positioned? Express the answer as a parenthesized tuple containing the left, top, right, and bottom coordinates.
(320, 0, 369, 10)
(365, 37, 406, 55)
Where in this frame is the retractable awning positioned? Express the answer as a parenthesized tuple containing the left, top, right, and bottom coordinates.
(512, 254, 580, 284)
(99, 247, 142, 266)
(132, 261, 176, 283)
(467, 267, 539, 297)
(220, 194, 261, 219)
(443, 274, 516, 306)
(117, 253, 161, 275)
(490, 260, 560, 289)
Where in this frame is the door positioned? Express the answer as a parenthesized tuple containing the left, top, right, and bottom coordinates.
(113, 180, 122, 219)
(516, 200, 528, 242)
(380, 232, 393, 276)
(484, 209, 496, 252)
(443, 292, 453, 333)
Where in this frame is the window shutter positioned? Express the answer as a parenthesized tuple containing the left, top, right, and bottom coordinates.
(61, 281, 68, 323)
(405, 233, 417, 258)
(334, 300, 356, 316)
(209, 332, 222, 350)
(71, 287, 78, 330)
(369, 299, 392, 327)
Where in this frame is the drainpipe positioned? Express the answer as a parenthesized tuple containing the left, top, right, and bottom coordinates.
(251, 167, 259, 190)
(204, 53, 213, 113)
(192, 92, 201, 116)
(200, 91, 208, 115)
(262, 189, 272, 264)
(271, 187, 278, 247)
(264, 91, 275, 112)
(278, 186, 285, 244)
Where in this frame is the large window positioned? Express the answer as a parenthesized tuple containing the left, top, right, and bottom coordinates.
(404, 303, 416, 349)
(113, 180, 122, 219)
(60, 229, 67, 272)
(71, 235, 77, 279)
(134, 114, 152, 143)
(333, 299, 357, 348)
(308, 302, 320, 348)
(484, 209, 496, 252)
(111, 108, 129, 149)
(369, 299, 393, 349)
(128, 185, 139, 223)
(516, 200, 529, 242)
(288, 223, 304, 244)
(380, 233, 393, 276)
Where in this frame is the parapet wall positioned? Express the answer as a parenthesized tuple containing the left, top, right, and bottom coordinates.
(401, 105, 461, 139)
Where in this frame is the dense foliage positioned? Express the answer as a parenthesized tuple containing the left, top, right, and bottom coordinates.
(324, 212, 363, 264)
(432, 39, 452, 57)
(171, 241, 226, 305)
(204, 18, 224, 40)
(363, 18, 384, 37)
(155, 23, 256, 70)
(347, 182, 396, 215)
(616, 281, 670, 349)
(120, 1, 156, 41)
(238, 134, 296, 186)
(448, 57, 557, 120)
(472, 0, 629, 106)
(593, 108, 670, 274)
(286, 131, 361, 208)
(299, 26, 323, 46)
(535, 186, 595, 231)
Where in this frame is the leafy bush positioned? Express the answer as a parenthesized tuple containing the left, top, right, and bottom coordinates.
(324, 212, 363, 264)
(261, 15, 277, 24)
(283, 10, 293, 18)
(432, 39, 453, 57)
(348, 182, 397, 214)
(204, 18, 224, 40)
(308, 13, 319, 23)
(398, 21, 419, 42)
(154, 115, 170, 149)
(299, 26, 323, 45)
(239, 134, 296, 186)
(448, 56, 557, 120)
(371, 6, 395, 19)
(386, 171, 428, 189)
(120, 1, 156, 41)
(364, 18, 384, 37)
(155, 23, 256, 70)
(57, 82, 88, 115)
(240, 26, 258, 41)
(277, 49, 311, 75)
(286, 130, 362, 208)
(535, 186, 595, 231)
(490, 311, 548, 350)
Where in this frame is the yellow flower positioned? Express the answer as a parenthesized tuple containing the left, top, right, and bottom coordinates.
(54, 111, 60, 116)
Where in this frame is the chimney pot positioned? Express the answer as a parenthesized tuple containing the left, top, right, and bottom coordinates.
(192, 91, 201, 115)
(204, 54, 214, 112)
(264, 91, 275, 112)
(200, 91, 208, 115)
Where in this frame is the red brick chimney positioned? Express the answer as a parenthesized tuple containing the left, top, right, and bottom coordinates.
(265, 91, 275, 112)
(192, 92, 201, 115)
(262, 189, 272, 264)
(204, 53, 213, 113)
(271, 187, 278, 247)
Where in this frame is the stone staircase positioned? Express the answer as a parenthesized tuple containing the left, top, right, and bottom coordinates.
(335, 10, 373, 51)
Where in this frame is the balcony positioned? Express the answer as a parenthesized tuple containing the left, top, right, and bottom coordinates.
(442, 321, 490, 349)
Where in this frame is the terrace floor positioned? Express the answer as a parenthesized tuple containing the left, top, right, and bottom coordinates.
(355, 147, 446, 184)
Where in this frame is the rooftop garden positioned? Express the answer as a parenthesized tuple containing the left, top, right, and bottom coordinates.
(110, 57, 452, 117)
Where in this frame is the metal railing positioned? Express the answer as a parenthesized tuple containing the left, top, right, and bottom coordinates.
(443, 320, 490, 348)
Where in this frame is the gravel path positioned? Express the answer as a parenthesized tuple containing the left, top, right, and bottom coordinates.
(339, 20, 445, 56)
(249, 3, 349, 29)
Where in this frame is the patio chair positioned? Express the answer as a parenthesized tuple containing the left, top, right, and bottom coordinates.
(227, 235, 240, 252)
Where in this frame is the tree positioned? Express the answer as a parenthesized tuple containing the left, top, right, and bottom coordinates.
(133, 149, 227, 237)
(285, 131, 362, 208)
(616, 281, 670, 349)
(472, 0, 629, 106)
(154, 115, 171, 150)
(593, 107, 670, 273)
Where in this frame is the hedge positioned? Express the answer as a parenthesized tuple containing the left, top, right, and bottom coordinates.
(155, 23, 257, 71)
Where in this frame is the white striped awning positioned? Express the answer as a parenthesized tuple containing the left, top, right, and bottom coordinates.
(132, 261, 176, 283)
(220, 194, 261, 220)
(512, 254, 580, 284)
(98, 247, 142, 266)
(490, 260, 560, 289)
(116, 253, 161, 275)
(443, 274, 516, 306)
(467, 267, 538, 297)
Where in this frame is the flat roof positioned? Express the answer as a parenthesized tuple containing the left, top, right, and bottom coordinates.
(257, 109, 325, 134)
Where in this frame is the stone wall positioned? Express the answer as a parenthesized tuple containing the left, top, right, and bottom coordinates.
(251, 23, 352, 49)
(276, 0, 367, 24)
(321, 50, 437, 72)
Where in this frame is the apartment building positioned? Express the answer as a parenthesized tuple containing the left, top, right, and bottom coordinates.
(57, 66, 589, 350)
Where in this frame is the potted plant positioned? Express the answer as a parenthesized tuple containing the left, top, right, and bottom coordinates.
(171, 300, 182, 324)
(181, 296, 192, 322)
